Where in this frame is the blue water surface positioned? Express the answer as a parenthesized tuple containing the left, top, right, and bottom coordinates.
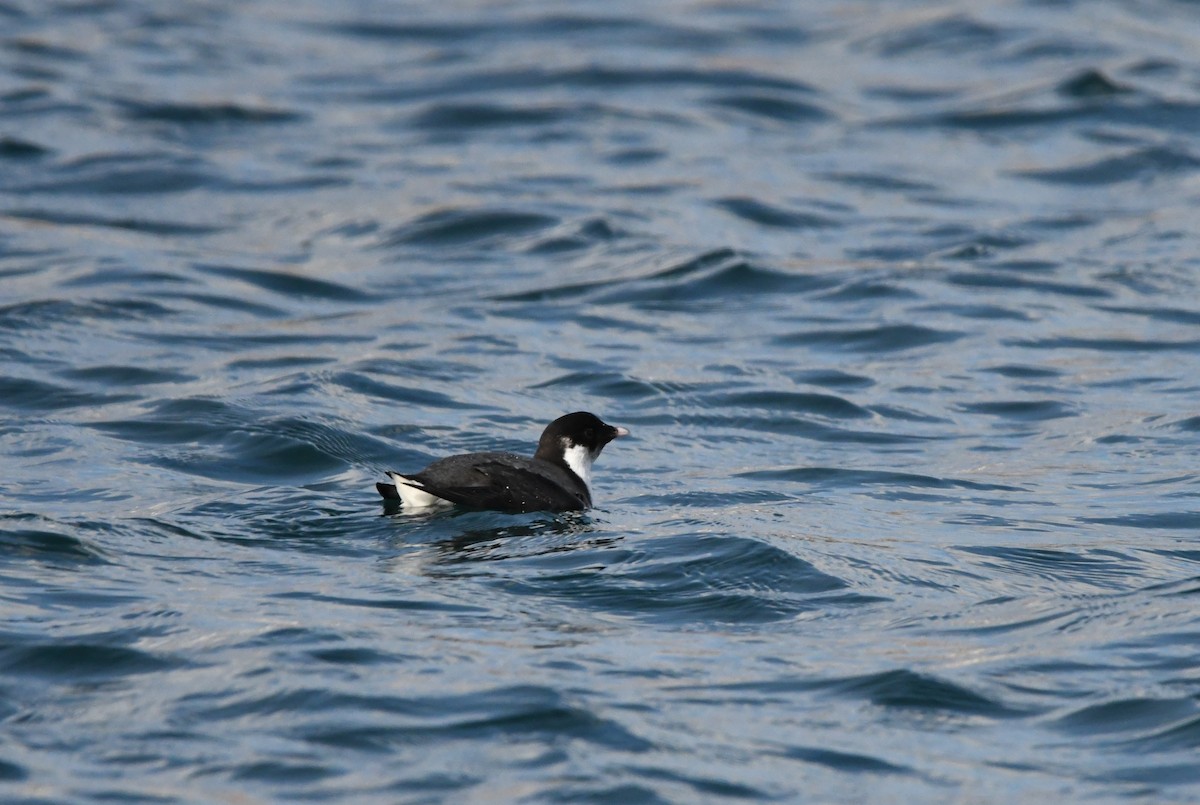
(3, 0, 1200, 802)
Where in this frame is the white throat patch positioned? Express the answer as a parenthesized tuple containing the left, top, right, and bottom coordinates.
(560, 442, 594, 495)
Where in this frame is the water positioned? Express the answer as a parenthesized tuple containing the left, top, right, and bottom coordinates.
(3, 0, 1200, 801)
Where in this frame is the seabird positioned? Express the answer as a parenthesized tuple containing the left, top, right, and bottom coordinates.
(377, 411, 628, 513)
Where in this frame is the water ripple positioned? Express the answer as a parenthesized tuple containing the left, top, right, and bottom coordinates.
(0, 514, 110, 565)
(408, 101, 573, 131)
(195, 264, 373, 303)
(776, 324, 963, 353)
(5, 207, 225, 236)
(740, 467, 1024, 493)
(708, 92, 828, 122)
(1016, 145, 1200, 186)
(777, 745, 914, 776)
(1055, 697, 1198, 737)
(117, 98, 304, 125)
(713, 196, 841, 229)
(384, 207, 559, 247)
(493, 534, 851, 624)
(272, 685, 655, 754)
(958, 400, 1077, 421)
(0, 636, 178, 680)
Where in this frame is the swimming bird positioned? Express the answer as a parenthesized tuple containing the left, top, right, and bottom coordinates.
(376, 412, 628, 513)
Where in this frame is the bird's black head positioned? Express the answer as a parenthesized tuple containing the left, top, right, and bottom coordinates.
(536, 411, 629, 461)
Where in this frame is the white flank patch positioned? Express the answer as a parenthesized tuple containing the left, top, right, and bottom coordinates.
(560, 442, 595, 497)
(387, 472, 453, 509)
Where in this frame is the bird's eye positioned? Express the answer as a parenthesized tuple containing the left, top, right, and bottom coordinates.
(584, 428, 594, 440)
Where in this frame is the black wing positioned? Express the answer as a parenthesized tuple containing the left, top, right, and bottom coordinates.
(414, 461, 587, 513)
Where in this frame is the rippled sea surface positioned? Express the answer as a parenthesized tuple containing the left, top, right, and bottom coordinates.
(4, 1, 1200, 801)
